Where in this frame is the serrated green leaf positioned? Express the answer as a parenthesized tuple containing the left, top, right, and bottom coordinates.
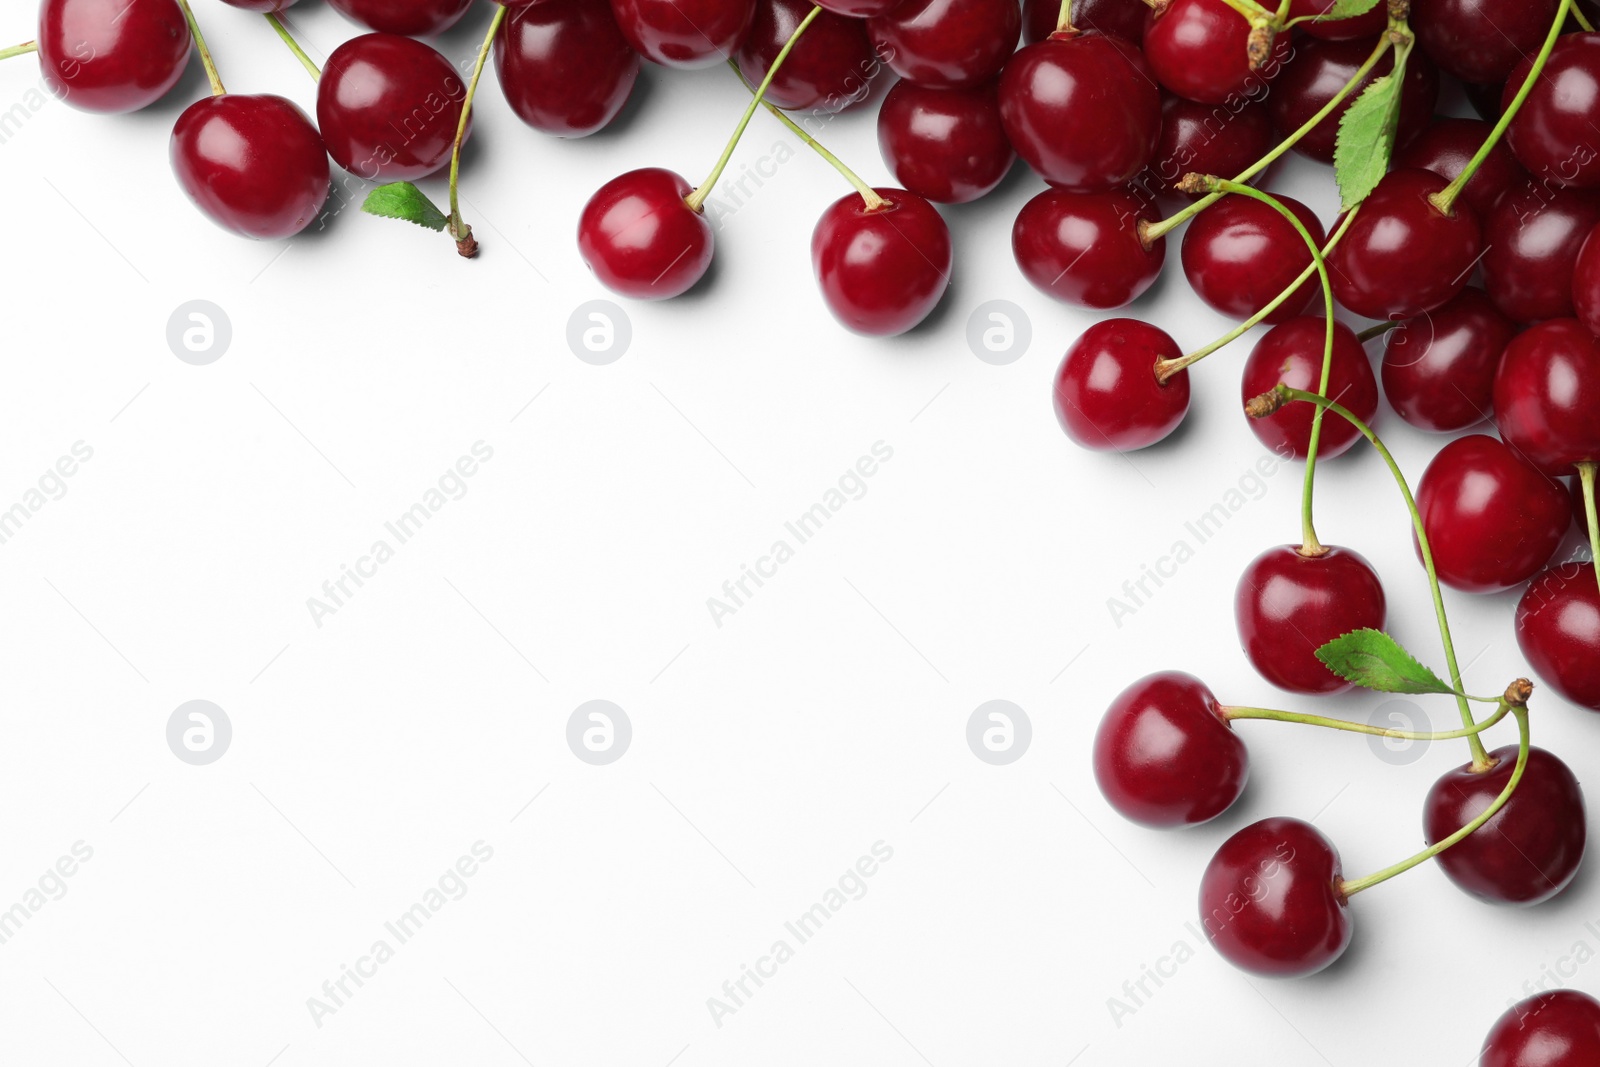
(1332, 41, 1409, 211)
(362, 182, 448, 232)
(1315, 629, 1458, 695)
(1324, 0, 1382, 19)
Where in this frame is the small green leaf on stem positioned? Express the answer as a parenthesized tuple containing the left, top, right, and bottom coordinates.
(1332, 44, 1408, 210)
(362, 183, 448, 231)
(1316, 628, 1459, 695)
(1325, 0, 1382, 17)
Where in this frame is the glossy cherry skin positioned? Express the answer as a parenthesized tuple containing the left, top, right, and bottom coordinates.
(1199, 817, 1351, 979)
(1518, 562, 1600, 711)
(1394, 116, 1528, 218)
(877, 80, 1013, 203)
(325, 0, 473, 36)
(1505, 34, 1600, 188)
(1053, 319, 1190, 450)
(811, 189, 951, 336)
(611, 0, 755, 67)
(867, 0, 1021, 89)
(38, 0, 190, 114)
(1236, 544, 1386, 694)
(1381, 287, 1515, 433)
(1425, 744, 1586, 905)
(578, 168, 714, 300)
(1023, 0, 1144, 45)
(1143, 0, 1288, 106)
(811, 0, 899, 20)
(1284, 0, 1385, 40)
(1483, 182, 1600, 325)
(1139, 95, 1275, 203)
(736, 0, 875, 113)
(998, 33, 1161, 193)
(170, 95, 330, 241)
(1494, 319, 1600, 475)
(1267, 36, 1438, 165)
(1240, 317, 1378, 460)
(318, 34, 469, 183)
(1013, 187, 1164, 309)
(1415, 435, 1570, 594)
(1413, 0, 1560, 84)
(1482, 990, 1600, 1067)
(1328, 168, 1482, 320)
(1093, 672, 1247, 828)
(218, 0, 299, 10)
(1182, 193, 1325, 325)
(1575, 221, 1600, 337)
(495, 0, 639, 137)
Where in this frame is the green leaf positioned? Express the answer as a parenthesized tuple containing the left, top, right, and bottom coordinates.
(1315, 629, 1459, 695)
(1332, 41, 1408, 211)
(1323, 0, 1382, 18)
(362, 182, 448, 232)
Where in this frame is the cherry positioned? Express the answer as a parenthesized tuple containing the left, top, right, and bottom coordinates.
(877, 81, 1014, 204)
(1413, 0, 1560, 85)
(1012, 187, 1164, 309)
(578, 168, 714, 300)
(811, 189, 951, 336)
(1266, 36, 1439, 165)
(1380, 287, 1515, 434)
(1139, 95, 1276, 203)
(1572, 219, 1600, 338)
(735, 0, 875, 113)
(1198, 817, 1351, 978)
(1142, 0, 1288, 106)
(1482, 181, 1600, 325)
(1415, 435, 1570, 594)
(997, 32, 1161, 193)
(1093, 671, 1247, 828)
(1023, 0, 1145, 45)
(1181, 192, 1325, 325)
(1493, 319, 1600, 475)
(325, 0, 473, 37)
(1424, 744, 1586, 906)
(170, 95, 330, 241)
(610, 0, 755, 68)
(811, 0, 899, 20)
(1517, 561, 1600, 712)
(1327, 168, 1482, 320)
(318, 34, 469, 183)
(866, 0, 1021, 89)
(1053, 319, 1190, 451)
(1504, 33, 1600, 188)
(1284, 0, 1385, 40)
(1482, 990, 1600, 1067)
(1393, 116, 1528, 219)
(495, 0, 640, 138)
(218, 0, 300, 10)
(1239, 317, 1378, 460)
(37, 0, 190, 114)
(1235, 544, 1386, 694)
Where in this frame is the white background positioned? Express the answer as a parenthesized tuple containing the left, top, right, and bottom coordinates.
(0, 4, 1596, 1065)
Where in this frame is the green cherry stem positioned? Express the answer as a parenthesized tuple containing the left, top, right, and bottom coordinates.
(265, 13, 320, 80)
(444, 3, 507, 259)
(1356, 320, 1399, 342)
(0, 41, 38, 61)
(730, 62, 889, 210)
(174, 0, 225, 96)
(1223, 695, 1513, 738)
(1579, 462, 1600, 601)
(1575, 4, 1596, 31)
(686, 5, 821, 213)
(1054, 0, 1074, 32)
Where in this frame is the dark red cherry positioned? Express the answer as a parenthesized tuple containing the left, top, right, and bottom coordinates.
(318, 34, 468, 183)
(1266, 36, 1439, 165)
(1576, 221, 1600, 337)
(1482, 990, 1600, 1067)
(1236, 544, 1386, 694)
(866, 0, 1021, 89)
(1494, 319, 1600, 475)
(325, 0, 473, 36)
(1092, 671, 1247, 828)
(1483, 181, 1600, 324)
(735, 0, 875, 113)
(997, 32, 1161, 193)
(38, 0, 190, 114)
(1413, 0, 1561, 85)
(1504, 33, 1600, 188)
(1518, 562, 1600, 711)
(877, 80, 1013, 203)
(1327, 168, 1482, 320)
(171, 95, 330, 241)
(1053, 319, 1190, 450)
(1284, 0, 1385, 40)
(218, 0, 299, 10)
(1143, 0, 1288, 106)
(1239, 317, 1378, 460)
(1393, 116, 1528, 218)
(1380, 286, 1515, 433)
(1415, 435, 1570, 594)
(811, 0, 898, 20)
(1023, 0, 1145, 45)
(1199, 817, 1351, 978)
(577, 168, 714, 300)
(811, 188, 951, 336)
(1424, 744, 1586, 905)
(495, 0, 639, 137)
(1139, 95, 1276, 203)
(1013, 187, 1164, 309)
(1181, 192, 1325, 325)
(611, 0, 755, 67)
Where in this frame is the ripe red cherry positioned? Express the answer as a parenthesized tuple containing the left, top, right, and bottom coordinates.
(1053, 319, 1190, 451)
(1092, 672, 1247, 828)
(1266, 36, 1438, 165)
(1425, 744, 1586, 905)
(997, 32, 1161, 193)
(1483, 182, 1600, 325)
(1143, 0, 1288, 106)
(1013, 187, 1164, 309)
(1140, 95, 1275, 203)
(736, 0, 875, 113)
(1517, 562, 1600, 711)
(1181, 193, 1325, 325)
(318, 34, 469, 183)
(1504, 33, 1600, 188)
(218, 0, 299, 10)
(611, 0, 755, 67)
(811, 189, 951, 336)
(1023, 0, 1145, 44)
(1236, 544, 1386, 694)
(811, 0, 898, 19)
(1577, 221, 1600, 337)
(1393, 116, 1528, 218)
(1381, 287, 1515, 433)
(1199, 817, 1351, 978)
(1415, 435, 1570, 594)
(1284, 0, 1385, 40)
(38, 0, 190, 114)
(494, 0, 640, 137)
(1482, 990, 1600, 1067)
(171, 95, 330, 241)
(1240, 317, 1378, 460)
(1413, 0, 1561, 84)
(325, 0, 473, 36)
(1494, 319, 1600, 475)
(866, 0, 1021, 89)
(578, 168, 714, 300)
(877, 80, 1014, 203)
(1327, 168, 1482, 320)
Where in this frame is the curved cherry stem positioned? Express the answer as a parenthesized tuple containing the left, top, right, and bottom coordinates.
(1224, 695, 1512, 738)
(1575, 5, 1596, 31)
(0, 41, 38, 61)
(445, 4, 507, 259)
(1579, 462, 1600, 601)
(265, 13, 320, 80)
(686, 5, 821, 213)
(174, 0, 225, 96)
(1356, 320, 1399, 342)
